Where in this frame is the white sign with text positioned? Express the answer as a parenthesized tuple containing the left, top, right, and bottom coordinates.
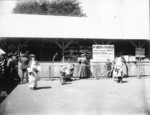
(92, 45, 114, 62)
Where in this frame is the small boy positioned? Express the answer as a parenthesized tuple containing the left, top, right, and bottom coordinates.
(60, 64, 74, 85)
(115, 67, 123, 83)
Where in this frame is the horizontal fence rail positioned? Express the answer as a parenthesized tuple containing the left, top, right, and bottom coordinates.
(18, 62, 150, 79)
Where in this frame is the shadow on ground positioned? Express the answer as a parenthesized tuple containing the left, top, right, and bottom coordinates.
(114, 79, 129, 83)
(36, 86, 52, 90)
(62, 82, 72, 85)
(121, 80, 129, 83)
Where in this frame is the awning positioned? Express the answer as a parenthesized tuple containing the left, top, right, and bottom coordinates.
(0, 14, 149, 40)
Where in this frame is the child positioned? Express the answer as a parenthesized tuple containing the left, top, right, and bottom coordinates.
(60, 64, 74, 85)
(27, 54, 41, 90)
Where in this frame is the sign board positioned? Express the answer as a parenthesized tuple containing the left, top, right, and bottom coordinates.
(135, 48, 145, 58)
(92, 45, 114, 62)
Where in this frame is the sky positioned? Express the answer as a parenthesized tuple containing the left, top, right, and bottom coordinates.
(0, 0, 149, 39)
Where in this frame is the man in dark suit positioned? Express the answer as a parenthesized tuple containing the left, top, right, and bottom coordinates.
(19, 54, 29, 83)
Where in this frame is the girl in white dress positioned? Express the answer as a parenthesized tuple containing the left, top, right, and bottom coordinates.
(27, 54, 41, 90)
(113, 57, 123, 83)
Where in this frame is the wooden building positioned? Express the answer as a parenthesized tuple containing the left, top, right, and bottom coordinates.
(0, 14, 149, 78)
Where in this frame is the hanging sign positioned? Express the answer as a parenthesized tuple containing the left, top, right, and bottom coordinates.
(135, 48, 145, 57)
(92, 45, 114, 62)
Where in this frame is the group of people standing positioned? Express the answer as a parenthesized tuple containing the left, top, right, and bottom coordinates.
(62, 53, 128, 83)
(19, 53, 41, 90)
(0, 49, 128, 91)
(77, 53, 128, 83)
(0, 52, 20, 88)
(0, 51, 41, 90)
(77, 53, 92, 79)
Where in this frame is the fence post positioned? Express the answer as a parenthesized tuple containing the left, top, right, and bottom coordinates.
(93, 65, 98, 79)
(137, 58, 141, 79)
(49, 66, 52, 80)
(137, 63, 139, 78)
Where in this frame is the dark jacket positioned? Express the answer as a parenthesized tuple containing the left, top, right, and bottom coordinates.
(7, 58, 16, 73)
(19, 57, 29, 69)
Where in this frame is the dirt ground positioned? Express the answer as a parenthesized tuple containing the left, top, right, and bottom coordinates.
(0, 77, 150, 115)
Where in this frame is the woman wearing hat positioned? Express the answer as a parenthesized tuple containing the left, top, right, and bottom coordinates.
(77, 53, 88, 78)
(6, 53, 16, 83)
(27, 54, 41, 90)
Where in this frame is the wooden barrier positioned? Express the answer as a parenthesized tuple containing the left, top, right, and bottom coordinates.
(18, 61, 150, 79)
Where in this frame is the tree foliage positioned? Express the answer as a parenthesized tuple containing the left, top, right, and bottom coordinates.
(13, 0, 86, 17)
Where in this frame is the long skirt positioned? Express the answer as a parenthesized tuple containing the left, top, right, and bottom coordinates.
(28, 72, 38, 89)
(122, 64, 128, 77)
(78, 64, 88, 78)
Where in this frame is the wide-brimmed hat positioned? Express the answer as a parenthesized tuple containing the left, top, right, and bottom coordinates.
(20, 54, 25, 57)
(81, 53, 86, 57)
(30, 54, 35, 57)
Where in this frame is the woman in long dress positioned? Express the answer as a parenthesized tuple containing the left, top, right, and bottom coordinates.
(77, 53, 88, 78)
(27, 54, 41, 90)
(121, 57, 128, 77)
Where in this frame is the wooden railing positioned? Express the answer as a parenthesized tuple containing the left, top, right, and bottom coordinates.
(36, 62, 150, 79)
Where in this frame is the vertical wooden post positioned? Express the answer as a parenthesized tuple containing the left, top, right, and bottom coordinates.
(148, 41, 150, 59)
(39, 39, 42, 61)
(49, 66, 52, 81)
(92, 40, 98, 44)
(130, 40, 138, 48)
(17, 39, 20, 57)
(55, 39, 73, 63)
(137, 57, 141, 79)
(62, 40, 65, 63)
(93, 64, 98, 79)
(17, 45, 20, 57)
(106, 41, 112, 45)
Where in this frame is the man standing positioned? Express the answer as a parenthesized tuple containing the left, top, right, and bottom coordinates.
(7, 53, 16, 84)
(19, 54, 29, 83)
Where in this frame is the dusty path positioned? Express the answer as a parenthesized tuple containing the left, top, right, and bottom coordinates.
(0, 77, 150, 115)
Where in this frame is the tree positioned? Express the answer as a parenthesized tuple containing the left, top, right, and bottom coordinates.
(13, 0, 86, 17)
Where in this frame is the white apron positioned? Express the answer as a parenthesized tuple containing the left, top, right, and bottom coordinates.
(27, 61, 41, 89)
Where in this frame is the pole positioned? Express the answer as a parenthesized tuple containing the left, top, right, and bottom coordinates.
(62, 40, 65, 63)
(137, 57, 141, 79)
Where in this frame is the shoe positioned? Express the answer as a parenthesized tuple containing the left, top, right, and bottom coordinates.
(120, 79, 123, 83)
(33, 87, 37, 90)
(117, 79, 120, 83)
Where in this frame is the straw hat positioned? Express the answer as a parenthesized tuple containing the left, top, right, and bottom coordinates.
(81, 53, 86, 57)
(30, 54, 35, 57)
